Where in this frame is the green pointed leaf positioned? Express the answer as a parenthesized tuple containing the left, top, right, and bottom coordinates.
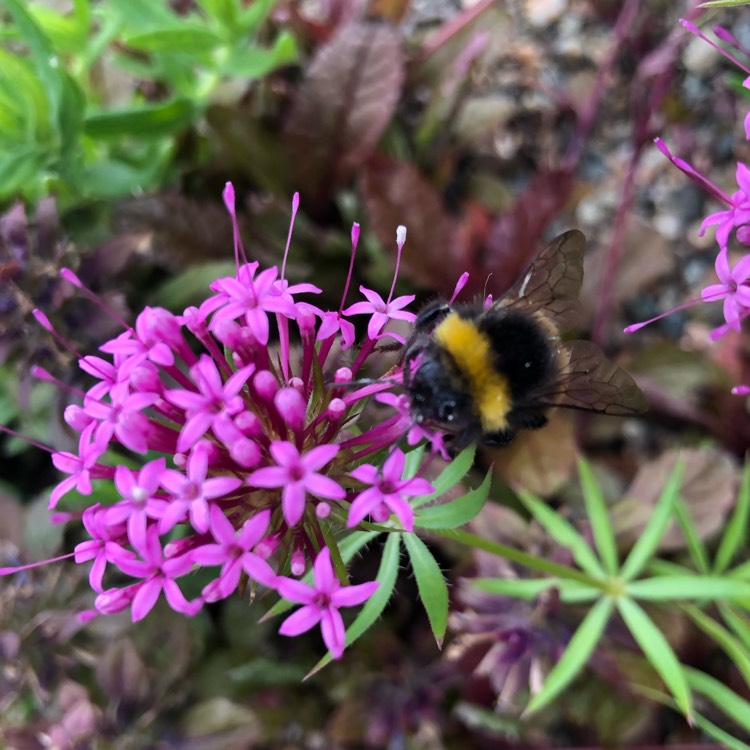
(517, 490, 603, 577)
(525, 596, 613, 715)
(720, 604, 750, 651)
(473, 577, 560, 600)
(620, 461, 683, 581)
(692, 713, 750, 750)
(415, 471, 490, 529)
(699, 0, 750, 6)
(617, 597, 692, 718)
(578, 458, 618, 574)
(84, 99, 197, 139)
(307, 531, 400, 676)
(125, 26, 224, 53)
(238, 0, 277, 33)
(628, 576, 750, 601)
(684, 604, 750, 687)
(2, 0, 62, 123)
(715, 460, 750, 573)
(685, 667, 750, 733)
(224, 30, 297, 78)
(671, 493, 710, 574)
(403, 533, 448, 647)
(403, 444, 425, 480)
(0, 149, 45, 199)
(473, 576, 600, 603)
(412, 445, 476, 509)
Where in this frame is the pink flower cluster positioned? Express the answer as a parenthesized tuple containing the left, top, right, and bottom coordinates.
(626, 20, 750, 394)
(1, 185, 445, 660)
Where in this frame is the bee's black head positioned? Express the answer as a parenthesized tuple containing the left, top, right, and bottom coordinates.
(407, 356, 472, 427)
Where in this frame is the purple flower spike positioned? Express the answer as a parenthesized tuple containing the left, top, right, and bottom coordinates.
(277, 547, 379, 659)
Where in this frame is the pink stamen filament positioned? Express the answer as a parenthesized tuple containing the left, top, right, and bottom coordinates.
(386, 226, 406, 306)
(680, 19, 750, 75)
(280, 192, 300, 282)
(0, 551, 76, 576)
(339, 223, 360, 315)
(60, 269, 133, 333)
(623, 297, 704, 334)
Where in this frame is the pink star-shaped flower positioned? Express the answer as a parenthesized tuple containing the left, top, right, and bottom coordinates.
(347, 449, 434, 531)
(248, 442, 344, 526)
(276, 547, 379, 659)
(701, 248, 750, 338)
(343, 286, 416, 341)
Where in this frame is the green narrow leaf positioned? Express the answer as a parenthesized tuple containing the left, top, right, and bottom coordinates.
(578, 458, 618, 575)
(617, 597, 692, 719)
(412, 445, 476, 508)
(415, 471, 490, 529)
(125, 26, 224, 53)
(403, 533, 448, 647)
(699, 0, 750, 6)
(720, 604, 750, 651)
(620, 461, 683, 581)
(307, 531, 400, 676)
(671, 493, 710, 573)
(84, 99, 197, 139)
(2, 0, 63, 124)
(473, 577, 560, 600)
(525, 597, 613, 715)
(0, 149, 45, 200)
(403, 444, 425, 480)
(715, 460, 750, 573)
(238, 0, 277, 33)
(684, 604, 750, 687)
(685, 667, 750, 733)
(224, 30, 297, 78)
(517, 490, 604, 578)
(692, 713, 750, 750)
(628, 575, 750, 601)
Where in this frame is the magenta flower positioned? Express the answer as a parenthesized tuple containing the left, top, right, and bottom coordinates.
(209, 266, 296, 345)
(249, 442, 345, 527)
(164, 356, 255, 453)
(103, 525, 201, 621)
(701, 248, 750, 338)
(49, 423, 109, 509)
(343, 287, 416, 342)
(74, 504, 132, 593)
(159, 441, 243, 534)
(106, 458, 169, 550)
(348, 449, 435, 531)
(277, 547, 379, 659)
(699, 163, 750, 251)
(2, 184, 453, 663)
(191, 505, 276, 601)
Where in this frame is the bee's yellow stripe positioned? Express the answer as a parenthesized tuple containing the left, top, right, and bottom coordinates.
(433, 313, 511, 432)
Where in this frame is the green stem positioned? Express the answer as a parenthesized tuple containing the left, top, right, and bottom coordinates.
(432, 528, 603, 588)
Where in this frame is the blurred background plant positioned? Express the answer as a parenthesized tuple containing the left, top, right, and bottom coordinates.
(3, 0, 750, 747)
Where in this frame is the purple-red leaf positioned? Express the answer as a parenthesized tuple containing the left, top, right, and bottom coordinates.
(285, 22, 404, 209)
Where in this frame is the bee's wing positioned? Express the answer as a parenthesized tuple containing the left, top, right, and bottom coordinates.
(490, 230, 585, 327)
(536, 340, 648, 416)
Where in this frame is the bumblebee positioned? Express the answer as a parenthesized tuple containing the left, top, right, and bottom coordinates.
(402, 230, 647, 449)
